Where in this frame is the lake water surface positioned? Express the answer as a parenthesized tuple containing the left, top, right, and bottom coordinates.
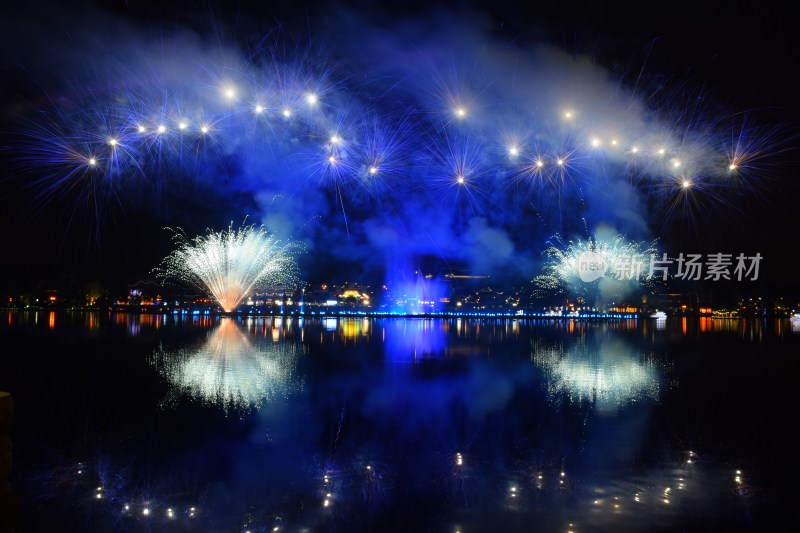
(1, 312, 798, 531)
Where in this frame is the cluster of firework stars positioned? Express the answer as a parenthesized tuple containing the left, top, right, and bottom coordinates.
(12, 38, 775, 227)
(25, 84, 755, 187)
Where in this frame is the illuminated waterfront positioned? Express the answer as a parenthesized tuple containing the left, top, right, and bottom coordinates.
(1, 312, 797, 531)
(2, 1, 799, 530)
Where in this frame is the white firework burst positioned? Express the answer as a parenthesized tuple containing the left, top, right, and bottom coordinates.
(155, 221, 302, 312)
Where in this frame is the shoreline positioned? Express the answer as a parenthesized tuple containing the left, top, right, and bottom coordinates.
(1, 307, 788, 320)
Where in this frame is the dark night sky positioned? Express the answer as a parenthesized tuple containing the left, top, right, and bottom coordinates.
(1, 1, 798, 296)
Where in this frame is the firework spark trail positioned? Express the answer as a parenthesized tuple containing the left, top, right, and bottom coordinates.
(155, 222, 302, 312)
(330, 397, 347, 461)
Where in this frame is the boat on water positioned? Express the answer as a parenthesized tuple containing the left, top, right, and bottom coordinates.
(650, 311, 667, 319)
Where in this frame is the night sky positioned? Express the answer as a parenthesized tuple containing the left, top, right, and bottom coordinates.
(1, 1, 798, 297)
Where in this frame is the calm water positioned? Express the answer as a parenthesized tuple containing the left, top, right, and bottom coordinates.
(1, 312, 798, 532)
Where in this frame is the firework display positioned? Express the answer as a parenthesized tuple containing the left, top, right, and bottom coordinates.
(2, 2, 795, 316)
(533, 231, 661, 302)
(5, 17, 785, 285)
(154, 222, 300, 312)
(2, 6, 798, 533)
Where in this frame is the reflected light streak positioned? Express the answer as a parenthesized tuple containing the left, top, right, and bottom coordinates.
(383, 319, 446, 362)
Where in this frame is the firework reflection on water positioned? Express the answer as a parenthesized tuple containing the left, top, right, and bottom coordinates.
(150, 317, 305, 413)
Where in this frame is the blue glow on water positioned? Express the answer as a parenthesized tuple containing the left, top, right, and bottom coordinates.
(2, 313, 797, 531)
